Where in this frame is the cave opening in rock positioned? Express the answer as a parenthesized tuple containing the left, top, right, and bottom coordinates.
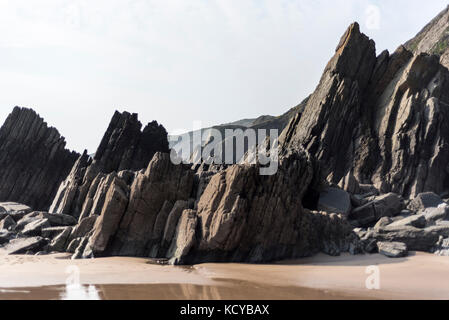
(302, 187, 320, 211)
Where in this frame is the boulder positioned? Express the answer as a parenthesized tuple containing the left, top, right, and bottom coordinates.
(348, 193, 404, 227)
(423, 205, 449, 223)
(317, 187, 351, 215)
(21, 219, 51, 237)
(377, 242, 408, 258)
(408, 192, 444, 212)
(20, 212, 77, 227)
(0, 203, 32, 221)
(388, 214, 427, 229)
(0, 215, 16, 231)
(15, 215, 40, 231)
(0, 237, 47, 255)
(36, 212, 77, 227)
(0, 202, 32, 215)
(368, 224, 449, 252)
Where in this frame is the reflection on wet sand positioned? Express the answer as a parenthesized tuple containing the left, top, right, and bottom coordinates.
(3, 252, 449, 299)
(0, 280, 364, 300)
(61, 284, 101, 300)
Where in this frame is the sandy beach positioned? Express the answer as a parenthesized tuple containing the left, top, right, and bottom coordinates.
(0, 252, 449, 300)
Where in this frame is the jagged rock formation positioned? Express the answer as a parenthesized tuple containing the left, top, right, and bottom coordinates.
(405, 5, 449, 69)
(50, 111, 169, 219)
(6, 12, 449, 264)
(0, 107, 79, 210)
(0, 150, 355, 263)
(88, 153, 195, 258)
(64, 151, 356, 264)
(281, 22, 377, 183)
(182, 149, 354, 264)
(281, 22, 449, 199)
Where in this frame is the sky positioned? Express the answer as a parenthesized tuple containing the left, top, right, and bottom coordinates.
(0, 0, 447, 153)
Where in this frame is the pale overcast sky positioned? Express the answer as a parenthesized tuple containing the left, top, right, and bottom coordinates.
(0, 0, 447, 153)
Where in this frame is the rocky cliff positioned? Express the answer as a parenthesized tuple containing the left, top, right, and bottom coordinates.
(281, 22, 449, 199)
(49, 111, 169, 220)
(4, 12, 449, 264)
(51, 151, 355, 264)
(0, 107, 79, 210)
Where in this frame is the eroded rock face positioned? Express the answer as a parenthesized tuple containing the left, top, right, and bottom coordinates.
(88, 153, 195, 257)
(280, 23, 377, 184)
(50, 111, 169, 219)
(281, 22, 449, 199)
(45, 149, 356, 264)
(365, 53, 449, 197)
(183, 150, 356, 264)
(0, 107, 79, 210)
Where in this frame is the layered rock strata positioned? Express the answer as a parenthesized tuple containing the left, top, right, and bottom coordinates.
(281, 22, 449, 199)
(50, 111, 169, 220)
(54, 151, 353, 264)
(0, 107, 79, 210)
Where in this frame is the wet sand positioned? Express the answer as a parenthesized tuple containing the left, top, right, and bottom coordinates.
(0, 283, 360, 300)
(0, 252, 448, 300)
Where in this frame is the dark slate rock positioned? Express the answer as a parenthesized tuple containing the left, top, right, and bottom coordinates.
(377, 241, 408, 258)
(0, 237, 47, 255)
(21, 219, 51, 237)
(50, 111, 169, 219)
(0, 108, 79, 210)
(0, 215, 16, 231)
(408, 193, 444, 212)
